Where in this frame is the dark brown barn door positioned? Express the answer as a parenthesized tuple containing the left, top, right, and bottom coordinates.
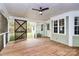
(14, 19, 27, 41)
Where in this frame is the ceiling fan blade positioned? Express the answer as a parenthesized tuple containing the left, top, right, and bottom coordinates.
(32, 8, 40, 11)
(40, 7, 42, 10)
(41, 8, 49, 11)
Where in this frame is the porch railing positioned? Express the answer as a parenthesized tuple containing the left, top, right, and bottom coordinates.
(0, 32, 8, 48)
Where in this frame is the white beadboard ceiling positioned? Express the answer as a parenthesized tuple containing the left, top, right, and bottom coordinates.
(3, 3, 79, 21)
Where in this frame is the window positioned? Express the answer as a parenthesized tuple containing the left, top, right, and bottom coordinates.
(47, 24, 50, 30)
(54, 20, 58, 33)
(41, 24, 43, 31)
(59, 19, 64, 33)
(74, 17, 79, 35)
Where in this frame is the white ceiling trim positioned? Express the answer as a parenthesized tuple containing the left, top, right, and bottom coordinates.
(9, 16, 45, 23)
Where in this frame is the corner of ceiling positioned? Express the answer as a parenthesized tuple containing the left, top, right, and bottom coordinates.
(0, 3, 10, 18)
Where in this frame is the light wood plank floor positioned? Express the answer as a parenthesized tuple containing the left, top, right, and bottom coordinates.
(0, 38, 79, 56)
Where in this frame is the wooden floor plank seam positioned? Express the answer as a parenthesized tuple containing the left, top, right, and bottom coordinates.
(0, 38, 79, 56)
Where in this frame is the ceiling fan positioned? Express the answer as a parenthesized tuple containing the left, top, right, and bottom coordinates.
(32, 7, 49, 15)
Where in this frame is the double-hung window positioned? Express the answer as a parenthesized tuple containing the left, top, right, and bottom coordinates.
(54, 20, 58, 33)
(59, 19, 64, 34)
(74, 17, 79, 35)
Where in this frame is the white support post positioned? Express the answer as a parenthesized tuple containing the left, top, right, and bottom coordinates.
(68, 16, 74, 47)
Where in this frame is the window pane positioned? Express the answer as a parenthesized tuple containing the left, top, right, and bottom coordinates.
(75, 17, 79, 25)
(41, 24, 43, 31)
(75, 18, 78, 22)
(54, 27, 58, 33)
(59, 27, 64, 33)
(75, 26, 77, 31)
(78, 31, 79, 34)
(75, 22, 77, 25)
(75, 17, 79, 22)
(75, 25, 79, 31)
(75, 31, 77, 34)
(76, 21, 79, 25)
(47, 24, 50, 30)
(75, 31, 79, 34)
(61, 19, 64, 26)
(62, 27, 64, 33)
(54, 20, 58, 26)
(78, 26, 79, 30)
(59, 20, 61, 26)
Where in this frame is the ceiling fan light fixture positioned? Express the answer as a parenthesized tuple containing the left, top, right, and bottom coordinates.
(32, 7, 49, 15)
(39, 11, 43, 15)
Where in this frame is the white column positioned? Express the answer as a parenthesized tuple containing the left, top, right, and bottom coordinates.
(68, 16, 74, 46)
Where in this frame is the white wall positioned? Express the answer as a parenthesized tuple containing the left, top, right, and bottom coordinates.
(68, 11, 79, 46)
(50, 10, 79, 46)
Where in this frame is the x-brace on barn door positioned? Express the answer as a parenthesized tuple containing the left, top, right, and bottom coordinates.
(14, 19, 27, 41)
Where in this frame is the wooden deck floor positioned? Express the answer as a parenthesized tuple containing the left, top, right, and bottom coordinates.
(0, 38, 79, 56)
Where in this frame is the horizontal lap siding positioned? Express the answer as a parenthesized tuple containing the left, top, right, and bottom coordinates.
(51, 34, 69, 45)
(51, 16, 69, 45)
(73, 36, 79, 47)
